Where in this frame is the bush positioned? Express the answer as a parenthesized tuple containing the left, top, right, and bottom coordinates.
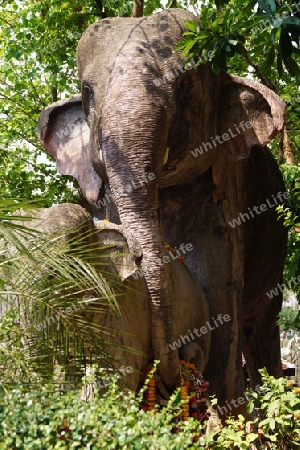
(206, 368, 300, 449)
(1, 368, 300, 449)
(0, 379, 204, 449)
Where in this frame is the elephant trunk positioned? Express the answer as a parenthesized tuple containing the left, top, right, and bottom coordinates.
(103, 169, 180, 390)
(99, 88, 181, 390)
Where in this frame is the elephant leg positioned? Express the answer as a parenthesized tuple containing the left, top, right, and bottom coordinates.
(242, 292, 283, 389)
(160, 168, 247, 411)
(241, 146, 286, 388)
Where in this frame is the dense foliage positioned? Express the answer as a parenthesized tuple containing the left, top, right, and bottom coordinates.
(0, 368, 299, 449)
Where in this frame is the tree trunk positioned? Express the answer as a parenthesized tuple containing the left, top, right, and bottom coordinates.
(51, 86, 58, 103)
(278, 130, 284, 165)
(133, 0, 144, 17)
(282, 125, 296, 164)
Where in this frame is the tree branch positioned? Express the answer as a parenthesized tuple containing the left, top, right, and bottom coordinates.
(241, 51, 275, 90)
(51, 86, 58, 103)
(133, 0, 144, 17)
(94, 0, 107, 18)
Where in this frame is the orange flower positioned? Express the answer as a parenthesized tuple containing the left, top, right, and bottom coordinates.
(293, 387, 300, 394)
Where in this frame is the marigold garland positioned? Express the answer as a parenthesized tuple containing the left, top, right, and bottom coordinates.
(142, 360, 210, 430)
(164, 243, 185, 264)
(147, 375, 156, 410)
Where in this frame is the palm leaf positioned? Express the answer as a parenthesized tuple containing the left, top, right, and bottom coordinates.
(0, 195, 141, 388)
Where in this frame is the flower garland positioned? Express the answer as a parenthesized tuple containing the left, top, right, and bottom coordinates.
(147, 373, 156, 411)
(142, 360, 210, 428)
(179, 361, 210, 424)
(164, 243, 185, 264)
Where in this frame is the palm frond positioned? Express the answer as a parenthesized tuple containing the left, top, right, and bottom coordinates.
(0, 196, 139, 387)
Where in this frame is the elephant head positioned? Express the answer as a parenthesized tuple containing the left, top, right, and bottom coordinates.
(38, 8, 285, 393)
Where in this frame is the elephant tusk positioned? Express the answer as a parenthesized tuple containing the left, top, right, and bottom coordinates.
(163, 147, 170, 166)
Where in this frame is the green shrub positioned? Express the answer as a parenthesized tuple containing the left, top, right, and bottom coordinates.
(0, 380, 203, 449)
(0, 368, 300, 449)
(248, 368, 300, 449)
(206, 368, 300, 449)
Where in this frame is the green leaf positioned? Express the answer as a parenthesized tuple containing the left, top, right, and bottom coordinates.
(179, 37, 197, 57)
(270, 26, 281, 44)
(196, 31, 211, 40)
(210, 20, 220, 34)
(184, 20, 197, 33)
(260, 45, 275, 74)
(258, 0, 276, 15)
(294, 310, 300, 328)
(282, 55, 300, 77)
(282, 16, 300, 31)
(246, 400, 255, 414)
(280, 29, 294, 58)
(223, 8, 231, 29)
(268, 399, 280, 414)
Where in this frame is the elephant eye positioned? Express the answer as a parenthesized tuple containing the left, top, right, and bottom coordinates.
(83, 84, 94, 102)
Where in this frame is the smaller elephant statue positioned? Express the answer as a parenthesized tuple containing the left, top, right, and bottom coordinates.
(15, 203, 211, 391)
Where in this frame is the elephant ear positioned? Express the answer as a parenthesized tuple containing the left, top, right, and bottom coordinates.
(38, 96, 102, 204)
(213, 75, 285, 189)
(219, 75, 285, 159)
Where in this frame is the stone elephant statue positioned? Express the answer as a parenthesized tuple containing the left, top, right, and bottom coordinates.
(38, 9, 287, 408)
(17, 203, 210, 392)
